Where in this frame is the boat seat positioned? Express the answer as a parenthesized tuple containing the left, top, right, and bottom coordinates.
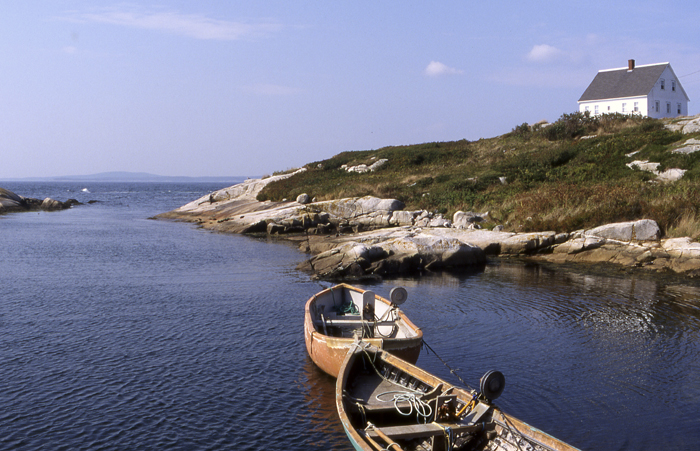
(366, 422, 494, 440)
(360, 401, 416, 413)
(313, 317, 397, 328)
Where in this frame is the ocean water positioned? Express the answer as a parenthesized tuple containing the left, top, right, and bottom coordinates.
(1, 182, 699, 450)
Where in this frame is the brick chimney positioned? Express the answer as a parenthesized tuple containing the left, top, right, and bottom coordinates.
(628, 59, 635, 70)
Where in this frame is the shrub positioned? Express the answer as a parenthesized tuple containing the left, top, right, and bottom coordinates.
(511, 122, 531, 139)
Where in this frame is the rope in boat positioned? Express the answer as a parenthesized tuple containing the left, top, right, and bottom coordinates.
(433, 422, 454, 451)
(373, 306, 399, 338)
(421, 339, 474, 392)
(375, 391, 433, 422)
(328, 285, 360, 315)
(350, 342, 434, 422)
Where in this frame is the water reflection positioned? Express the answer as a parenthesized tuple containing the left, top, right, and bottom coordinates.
(295, 358, 352, 450)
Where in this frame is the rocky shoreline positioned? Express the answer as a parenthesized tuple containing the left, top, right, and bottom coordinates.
(155, 172, 700, 279)
(0, 188, 81, 214)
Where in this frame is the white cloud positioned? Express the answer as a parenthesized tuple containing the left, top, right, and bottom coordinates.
(62, 46, 77, 54)
(526, 44, 564, 63)
(69, 7, 281, 40)
(424, 61, 463, 77)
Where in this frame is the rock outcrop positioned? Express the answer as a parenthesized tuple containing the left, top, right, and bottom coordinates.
(157, 176, 700, 279)
(0, 187, 81, 214)
(665, 114, 700, 134)
(0, 188, 24, 211)
(296, 229, 486, 279)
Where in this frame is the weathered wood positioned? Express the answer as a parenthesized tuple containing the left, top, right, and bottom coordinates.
(370, 426, 405, 451)
(359, 429, 387, 451)
(313, 318, 397, 328)
(366, 422, 494, 440)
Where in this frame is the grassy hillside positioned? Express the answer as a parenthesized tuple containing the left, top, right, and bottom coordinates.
(258, 112, 700, 238)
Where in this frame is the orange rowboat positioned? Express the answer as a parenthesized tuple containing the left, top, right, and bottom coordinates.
(304, 284, 423, 378)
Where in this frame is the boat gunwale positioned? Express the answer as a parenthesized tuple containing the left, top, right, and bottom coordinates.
(335, 344, 582, 451)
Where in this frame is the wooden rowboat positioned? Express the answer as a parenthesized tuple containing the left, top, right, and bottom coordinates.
(304, 284, 423, 378)
(337, 343, 581, 451)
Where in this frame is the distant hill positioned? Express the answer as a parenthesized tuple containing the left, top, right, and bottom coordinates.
(1, 172, 251, 184)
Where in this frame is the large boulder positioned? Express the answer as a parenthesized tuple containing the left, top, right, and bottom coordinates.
(41, 198, 65, 211)
(585, 219, 660, 242)
(299, 242, 374, 278)
(298, 232, 485, 279)
(324, 196, 404, 217)
(452, 211, 488, 229)
(376, 235, 484, 270)
(500, 232, 556, 255)
(0, 188, 25, 209)
(389, 210, 420, 227)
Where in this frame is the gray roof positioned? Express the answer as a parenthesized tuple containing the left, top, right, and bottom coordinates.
(578, 63, 668, 102)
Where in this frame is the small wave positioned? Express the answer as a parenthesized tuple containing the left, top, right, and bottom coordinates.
(82, 188, 90, 193)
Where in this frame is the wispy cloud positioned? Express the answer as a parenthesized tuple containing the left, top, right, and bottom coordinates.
(67, 7, 282, 40)
(424, 61, 464, 77)
(526, 44, 565, 63)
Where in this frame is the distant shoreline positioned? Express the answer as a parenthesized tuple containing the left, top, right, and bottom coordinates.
(0, 171, 252, 184)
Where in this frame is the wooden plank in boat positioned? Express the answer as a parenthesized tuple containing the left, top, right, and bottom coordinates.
(314, 319, 398, 327)
(366, 422, 494, 440)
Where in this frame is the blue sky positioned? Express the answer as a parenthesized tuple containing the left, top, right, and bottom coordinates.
(1, 1, 699, 179)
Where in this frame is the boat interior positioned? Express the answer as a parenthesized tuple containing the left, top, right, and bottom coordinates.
(310, 287, 417, 340)
(342, 349, 548, 451)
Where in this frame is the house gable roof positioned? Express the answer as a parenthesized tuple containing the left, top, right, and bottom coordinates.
(578, 63, 668, 102)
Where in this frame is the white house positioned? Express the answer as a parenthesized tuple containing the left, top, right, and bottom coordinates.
(578, 60, 689, 118)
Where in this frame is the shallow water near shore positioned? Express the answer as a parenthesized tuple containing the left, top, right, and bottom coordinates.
(1, 182, 699, 450)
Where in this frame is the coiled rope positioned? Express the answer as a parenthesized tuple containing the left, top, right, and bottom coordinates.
(351, 342, 431, 423)
(375, 390, 433, 422)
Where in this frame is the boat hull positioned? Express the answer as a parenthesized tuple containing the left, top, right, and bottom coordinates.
(336, 344, 581, 451)
(304, 284, 423, 378)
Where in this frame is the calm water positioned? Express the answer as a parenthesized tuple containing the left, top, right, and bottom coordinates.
(1, 182, 699, 450)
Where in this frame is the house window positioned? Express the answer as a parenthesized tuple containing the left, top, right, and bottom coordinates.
(594, 105, 599, 115)
(672, 80, 676, 92)
(585, 106, 589, 112)
(655, 101, 660, 112)
(678, 103, 682, 114)
(634, 102, 639, 112)
(661, 78, 665, 90)
(608, 106, 611, 111)
(667, 102, 671, 114)
(622, 103, 626, 112)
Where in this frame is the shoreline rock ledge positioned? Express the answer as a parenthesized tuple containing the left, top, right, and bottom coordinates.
(155, 175, 700, 279)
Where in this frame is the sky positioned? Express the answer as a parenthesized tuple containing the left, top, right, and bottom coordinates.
(2, 1, 700, 179)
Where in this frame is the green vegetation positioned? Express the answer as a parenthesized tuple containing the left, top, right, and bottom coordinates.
(258, 112, 700, 238)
